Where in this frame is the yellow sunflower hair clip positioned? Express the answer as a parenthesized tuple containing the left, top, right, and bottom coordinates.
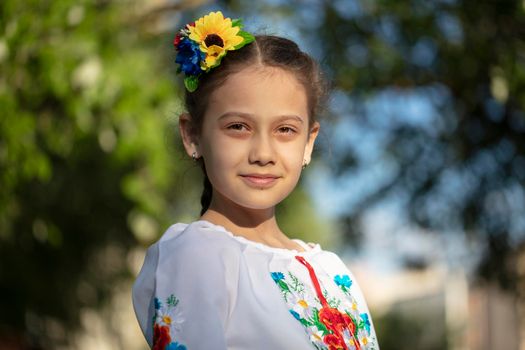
(173, 11, 255, 92)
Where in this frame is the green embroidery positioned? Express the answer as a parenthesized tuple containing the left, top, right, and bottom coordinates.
(167, 294, 180, 308)
(289, 271, 305, 293)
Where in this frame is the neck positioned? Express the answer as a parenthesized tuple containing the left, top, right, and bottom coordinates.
(198, 188, 309, 252)
(203, 205, 278, 232)
(200, 192, 286, 243)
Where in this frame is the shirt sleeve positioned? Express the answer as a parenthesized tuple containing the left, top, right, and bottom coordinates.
(132, 231, 241, 350)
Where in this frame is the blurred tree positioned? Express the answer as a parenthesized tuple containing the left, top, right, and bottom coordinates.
(0, 0, 195, 347)
(323, 0, 525, 290)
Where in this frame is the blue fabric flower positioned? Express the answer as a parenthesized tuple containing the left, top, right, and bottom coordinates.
(271, 272, 285, 282)
(166, 342, 187, 350)
(334, 274, 352, 288)
(154, 297, 161, 310)
(289, 310, 301, 320)
(360, 313, 371, 334)
(175, 38, 205, 76)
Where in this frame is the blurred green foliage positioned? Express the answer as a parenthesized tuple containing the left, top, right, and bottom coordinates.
(0, 1, 333, 347)
(0, 0, 190, 346)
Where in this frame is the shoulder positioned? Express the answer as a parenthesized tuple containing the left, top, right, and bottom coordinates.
(138, 221, 245, 285)
(156, 221, 244, 262)
(134, 221, 244, 290)
(132, 220, 244, 303)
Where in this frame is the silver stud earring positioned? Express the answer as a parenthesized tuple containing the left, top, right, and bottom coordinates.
(192, 151, 198, 161)
(302, 159, 308, 170)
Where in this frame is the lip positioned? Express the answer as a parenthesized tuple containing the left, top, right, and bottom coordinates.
(240, 174, 280, 188)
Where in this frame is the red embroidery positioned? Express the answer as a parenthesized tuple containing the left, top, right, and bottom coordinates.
(295, 256, 361, 350)
(153, 323, 171, 350)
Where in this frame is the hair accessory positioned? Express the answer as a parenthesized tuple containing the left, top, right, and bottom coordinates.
(173, 11, 255, 92)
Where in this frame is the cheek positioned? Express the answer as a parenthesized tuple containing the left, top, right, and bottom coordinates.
(280, 142, 307, 167)
(202, 137, 242, 173)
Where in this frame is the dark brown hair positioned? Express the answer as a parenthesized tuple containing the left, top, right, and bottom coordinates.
(183, 35, 328, 216)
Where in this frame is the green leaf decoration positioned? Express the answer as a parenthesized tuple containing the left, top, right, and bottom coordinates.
(233, 31, 255, 50)
(184, 76, 199, 92)
(231, 18, 243, 28)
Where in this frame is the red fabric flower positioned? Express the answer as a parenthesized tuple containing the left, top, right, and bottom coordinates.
(173, 33, 182, 48)
(153, 324, 171, 350)
(173, 22, 196, 50)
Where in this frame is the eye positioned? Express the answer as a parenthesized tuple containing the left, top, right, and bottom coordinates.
(226, 123, 249, 131)
(277, 126, 297, 134)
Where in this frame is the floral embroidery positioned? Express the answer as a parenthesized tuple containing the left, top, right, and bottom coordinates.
(271, 270, 379, 350)
(334, 274, 353, 291)
(152, 294, 187, 350)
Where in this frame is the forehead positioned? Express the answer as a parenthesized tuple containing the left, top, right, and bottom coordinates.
(204, 66, 309, 123)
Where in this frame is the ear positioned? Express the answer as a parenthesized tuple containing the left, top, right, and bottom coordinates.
(179, 113, 200, 158)
(303, 121, 320, 165)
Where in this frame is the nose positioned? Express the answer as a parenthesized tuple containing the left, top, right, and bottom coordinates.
(248, 133, 275, 166)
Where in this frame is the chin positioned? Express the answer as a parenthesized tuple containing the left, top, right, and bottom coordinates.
(233, 192, 291, 210)
(234, 199, 280, 210)
(212, 182, 296, 211)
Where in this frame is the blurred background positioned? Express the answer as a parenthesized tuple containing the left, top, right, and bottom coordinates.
(1, 0, 524, 349)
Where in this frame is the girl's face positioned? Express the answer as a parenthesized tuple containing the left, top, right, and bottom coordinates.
(184, 66, 320, 212)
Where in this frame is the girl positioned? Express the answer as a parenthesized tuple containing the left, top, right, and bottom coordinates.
(132, 11, 379, 350)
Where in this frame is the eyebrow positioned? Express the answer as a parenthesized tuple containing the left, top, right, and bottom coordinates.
(218, 111, 304, 124)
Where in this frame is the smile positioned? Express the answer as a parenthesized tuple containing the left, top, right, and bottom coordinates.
(240, 174, 280, 188)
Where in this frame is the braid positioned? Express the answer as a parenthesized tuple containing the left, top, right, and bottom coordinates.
(199, 165, 213, 216)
